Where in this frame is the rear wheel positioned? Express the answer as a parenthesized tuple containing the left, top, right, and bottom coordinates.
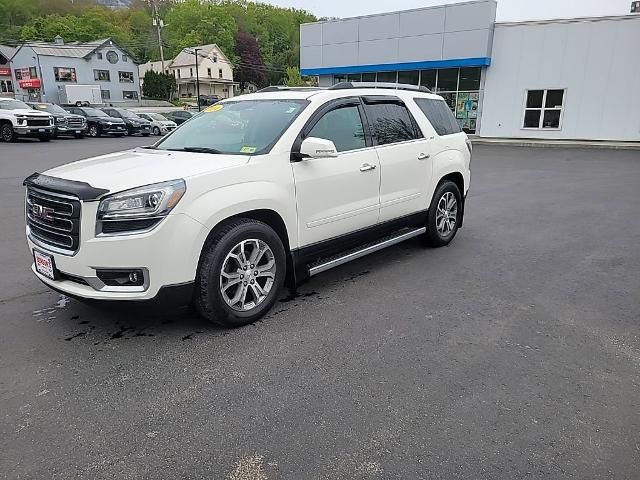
(1, 123, 16, 142)
(424, 180, 462, 247)
(194, 219, 286, 327)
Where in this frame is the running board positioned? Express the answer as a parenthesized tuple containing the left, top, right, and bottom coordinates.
(308, 227, 426, 277)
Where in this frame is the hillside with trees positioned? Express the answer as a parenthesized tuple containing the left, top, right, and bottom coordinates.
(0, 0, 316, 86)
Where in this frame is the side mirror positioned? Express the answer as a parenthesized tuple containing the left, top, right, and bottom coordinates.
(298, 137, 339, 160)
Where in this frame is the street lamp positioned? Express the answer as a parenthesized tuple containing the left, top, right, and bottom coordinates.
(194, 48, 201, 112)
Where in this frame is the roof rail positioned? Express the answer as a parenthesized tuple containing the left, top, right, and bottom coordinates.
(329, 82, 431, 93)
(257, 86, 324, 93)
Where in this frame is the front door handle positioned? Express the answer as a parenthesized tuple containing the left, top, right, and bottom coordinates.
(418, 153, 430, 160)
(360, 163, 377, 172)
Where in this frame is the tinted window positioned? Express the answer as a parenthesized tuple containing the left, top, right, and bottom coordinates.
(308, 105, 365, 153)
(414, 98, 461, 136)
(364, 101, 420, 146)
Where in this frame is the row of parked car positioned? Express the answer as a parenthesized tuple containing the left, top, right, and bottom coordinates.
(0, 98, 196, 142)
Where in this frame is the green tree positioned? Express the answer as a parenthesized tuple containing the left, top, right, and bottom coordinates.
(284, 66, 304, 87)
(142, 70, 176, 100)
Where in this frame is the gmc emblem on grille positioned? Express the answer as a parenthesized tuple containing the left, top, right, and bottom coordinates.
(31, 204, 55, 221)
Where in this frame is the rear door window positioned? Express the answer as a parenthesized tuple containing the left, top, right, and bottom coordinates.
(414, 98, 461, 136)
(362, 99, 422, 146)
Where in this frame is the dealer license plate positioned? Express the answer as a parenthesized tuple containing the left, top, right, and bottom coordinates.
(75, 130, 81, 134)
(38, 128, 45, 132)
(33, 250, 56, 280)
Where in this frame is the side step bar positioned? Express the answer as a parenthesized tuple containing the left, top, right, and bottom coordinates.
(308, 227, 426, 277)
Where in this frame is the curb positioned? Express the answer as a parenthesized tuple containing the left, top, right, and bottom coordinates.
(470, 138, 640, 151)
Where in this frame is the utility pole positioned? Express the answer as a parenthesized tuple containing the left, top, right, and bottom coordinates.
(151, 0, 165, 72)
(194, 48, 201, 111)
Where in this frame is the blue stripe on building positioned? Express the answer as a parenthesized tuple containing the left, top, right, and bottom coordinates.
(301, 57, 492, 76)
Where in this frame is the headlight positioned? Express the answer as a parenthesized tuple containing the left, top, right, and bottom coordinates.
(16, 115, 26, 125)
(56, 116, 66, 124)
(97, 179, 186, 222)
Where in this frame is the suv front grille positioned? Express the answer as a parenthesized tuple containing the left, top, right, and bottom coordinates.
(26, 188, 81, 253)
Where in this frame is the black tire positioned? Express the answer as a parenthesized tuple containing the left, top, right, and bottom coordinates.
(88, 125, 100, 137)
(1, 123, 16, 142)
(194, 219, 286, 327)
(38, 134, 51, 142)
(424, 180, 462, 247)
(153, 126, 161, 136)
(125, 127, 131, 136)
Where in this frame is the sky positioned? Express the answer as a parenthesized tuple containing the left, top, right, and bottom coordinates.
(268, 0, 633, 21)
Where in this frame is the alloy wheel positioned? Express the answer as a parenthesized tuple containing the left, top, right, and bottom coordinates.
(219, 239, 276, 312)
(435, 191, 458, 237)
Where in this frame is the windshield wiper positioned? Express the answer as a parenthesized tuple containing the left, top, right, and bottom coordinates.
(167, 146, 223, 154)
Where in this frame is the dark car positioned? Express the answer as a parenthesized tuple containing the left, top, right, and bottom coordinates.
(29, 102, 87, 138)
(65, 106, 127, 138)
(198, 94, 221, 107)
(100, 107, 151, 137)
(163, 110, 195, 125)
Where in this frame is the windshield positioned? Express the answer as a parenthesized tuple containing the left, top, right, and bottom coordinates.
(118, 110, 139, 119)
(0, 100, 31, 110)
(156, 99, 308, 155)
(83, 108, 108, 117)
(32, 104, 67, 115)
(148, 113, 168, 121)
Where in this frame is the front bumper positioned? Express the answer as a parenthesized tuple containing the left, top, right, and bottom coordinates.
(27, 209, 209, 302)
(101, 124, 127, 134)
(15, 126, 54, 136)
(128, 124, 152, 135)
(55, 125, 87, 135)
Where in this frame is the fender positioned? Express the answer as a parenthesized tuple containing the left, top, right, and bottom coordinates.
(428, 148, 469, 206)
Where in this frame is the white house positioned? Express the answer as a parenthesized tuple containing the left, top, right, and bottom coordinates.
(139, 44, 237, 99)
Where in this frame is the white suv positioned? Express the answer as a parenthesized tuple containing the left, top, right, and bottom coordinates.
(24, 83, 471, 326)
(1, 98, 54, 142)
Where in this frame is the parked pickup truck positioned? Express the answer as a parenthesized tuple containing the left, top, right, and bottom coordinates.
(28, 102, 87, 138)
(0, 98, 54, 142)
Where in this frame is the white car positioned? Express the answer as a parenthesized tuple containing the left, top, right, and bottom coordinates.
(24, 83, 471, 327)
(136, 112, 178, 136)
(0, 98, 54, 142)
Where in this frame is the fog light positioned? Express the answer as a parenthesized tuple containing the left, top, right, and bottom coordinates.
(96, 269, 145, 287)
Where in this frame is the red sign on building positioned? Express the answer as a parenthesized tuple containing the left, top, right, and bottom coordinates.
(0, 67, 11, 76)
(19, 78, 42, 89)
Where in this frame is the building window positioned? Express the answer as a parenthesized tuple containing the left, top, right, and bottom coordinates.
(97, 52, 103, 60)
(377, 71, 397, 83)
(190, 67, 193, 77)
(101, 89, 110, 100)
(207, 67, 211, 77)
(213, 55, 218, 63)
(398, 70, 419, 85)
(1, 80, 13, 93)
(437, 68, 458, 92)
(419, 70, 436, 90)
(94, 70, 110, 81)
(118, 71, 134, 83)
(106, 50, 119, 64)
(346, 73, 361, 82)
(360, 72, 376, 82)
(177, 69, 180, 78)
(218, 68, 223, 78)
(523, 89, 565, 129)
(122, 90, 138, 100)
(458, 67, 481, 91)
(54, 67, 77, 82)
(122, 54, 128, 62)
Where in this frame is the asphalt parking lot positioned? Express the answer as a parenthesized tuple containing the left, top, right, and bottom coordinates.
(1, 138, 639, 479)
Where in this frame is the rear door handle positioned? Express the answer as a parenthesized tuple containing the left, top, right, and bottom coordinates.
(418, 153, 430, 160)
(360, 163, 377, 172)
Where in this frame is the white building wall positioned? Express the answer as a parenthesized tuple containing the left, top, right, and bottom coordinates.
(480, 15, 640, 141)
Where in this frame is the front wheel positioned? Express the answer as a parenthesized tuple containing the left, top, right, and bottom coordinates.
(153, 126, 161, 136)
(194, 219, 286, 327)
(88, 125, 100, 137)
(1, 123, 16, 142)
(424, 180, 462, 247)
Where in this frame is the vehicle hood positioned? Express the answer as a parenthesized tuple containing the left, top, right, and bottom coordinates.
(90, 116, 124, 123)
(14, 108, 50, 117)
(43, 148, 251, 194)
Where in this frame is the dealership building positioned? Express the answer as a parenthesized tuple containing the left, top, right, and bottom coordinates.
(300, 0, 640, 141)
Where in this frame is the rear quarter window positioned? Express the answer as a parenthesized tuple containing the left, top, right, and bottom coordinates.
(414, 98, 461, 136)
